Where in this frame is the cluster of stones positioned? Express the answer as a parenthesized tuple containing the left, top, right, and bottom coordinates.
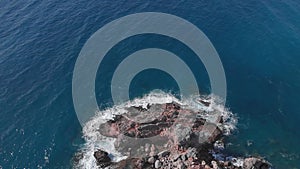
(93, 148, 270, 169)
(90, 101, 271, 169)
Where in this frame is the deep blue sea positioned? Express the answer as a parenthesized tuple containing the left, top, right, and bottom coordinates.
(1, 0, 300, 168)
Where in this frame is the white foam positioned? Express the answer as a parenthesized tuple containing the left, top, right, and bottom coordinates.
(75, 90, 237, 168)
(227, 157, 244, 167)
(180, 94, 237, 135)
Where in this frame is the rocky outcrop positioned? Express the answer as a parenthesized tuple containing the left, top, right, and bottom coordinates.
(93, 149, 111, 168)
(243, 157, 271, 169)
(89, 101, 271, 169)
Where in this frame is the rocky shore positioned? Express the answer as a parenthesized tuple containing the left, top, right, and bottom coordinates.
(75, 100, 272, 169)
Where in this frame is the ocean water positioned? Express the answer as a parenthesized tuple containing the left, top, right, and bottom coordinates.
(0, 0, 300, 168)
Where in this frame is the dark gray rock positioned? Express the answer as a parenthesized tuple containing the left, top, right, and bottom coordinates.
(93, 149, 111, 168)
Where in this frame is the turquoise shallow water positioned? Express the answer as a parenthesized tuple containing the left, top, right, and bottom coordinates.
(0, 0, 300, 168)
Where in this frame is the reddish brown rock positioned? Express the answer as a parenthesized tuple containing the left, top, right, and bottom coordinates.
(88, 101, 271, 169)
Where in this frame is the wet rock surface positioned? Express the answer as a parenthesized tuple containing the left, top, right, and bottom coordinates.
(93, 149, 111, 168)
(87, 101, 271, 169)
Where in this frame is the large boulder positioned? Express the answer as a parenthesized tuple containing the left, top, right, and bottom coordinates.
(93, 149, 111, 168)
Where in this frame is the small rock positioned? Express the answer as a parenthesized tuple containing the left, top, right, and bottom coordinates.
(158, 150, 170, 158)
(136, 159, 144, 168)
(204, 164, 211, 169)
(150, 144, 156, 156)
(223, 161, 230, 167)
(181, 154, 187, 161)
(214, 140, 224, 150)
(211, 161, 218, 169)
(178, 162, 187, 169)
(148, 156, 155, 164)
(186, 148, 196, 158)
(155, 160, 162, 168)
(145, 143, 150, 152)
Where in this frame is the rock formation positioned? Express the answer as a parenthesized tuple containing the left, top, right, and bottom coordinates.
(89, 101, 271, 169)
